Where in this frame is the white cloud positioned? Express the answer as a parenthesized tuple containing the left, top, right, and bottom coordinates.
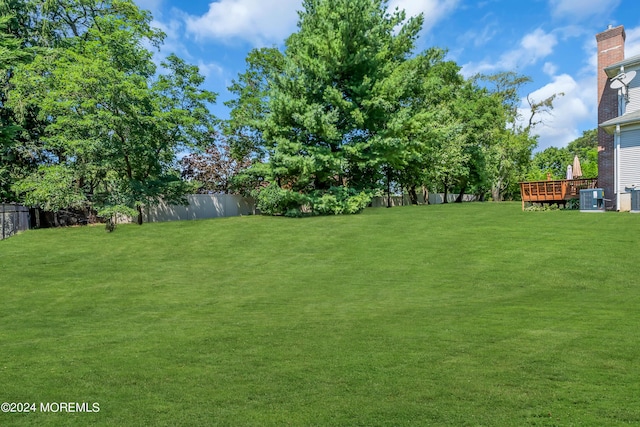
(197, 61, 225, 79)
(520, 73, 594, 150)
(185, 0, 301, 45)
(624, 26, 640, 58)
(533, 25, 640, 151)
(459, 22, 498, 48)
(543, 62, 558, 76)
(184, 0, 460, 45)
(549, 0, 621, 20)
(521, 29, 557, 57)
(153, 17, 182, 44)
(580, 25, 640, 77)
(146, 17, 190, 65)
(388, 0, 461, 31)
(462, 28, 557, 76)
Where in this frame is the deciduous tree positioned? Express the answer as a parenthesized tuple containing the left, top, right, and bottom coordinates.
(181, 143, 251, 194)
(7, 0, 217, 223)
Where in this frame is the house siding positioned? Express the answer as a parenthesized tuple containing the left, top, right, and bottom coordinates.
(619, 127, 640, 193)
(624, 68, 640, 114)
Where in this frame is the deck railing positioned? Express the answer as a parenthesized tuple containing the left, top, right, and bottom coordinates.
(519, 178, 598, 209)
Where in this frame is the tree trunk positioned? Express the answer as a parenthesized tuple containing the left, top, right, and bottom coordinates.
(386, 168, 392, 208)
(408, 185, 418, 205)
(137, 205, 143, 225)
(442, 179, 449, 204)
(455, 181, 467, 203)
(491, 182, 502, 202)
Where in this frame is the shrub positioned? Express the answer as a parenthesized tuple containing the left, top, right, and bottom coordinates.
(524, 203, 560, 212)
(310, 186, 372, 215)
(97, 205, 138, 232)
(256, 184, 373, 217)
(566, 198, 580, 210)
(256, 184, 309, 217)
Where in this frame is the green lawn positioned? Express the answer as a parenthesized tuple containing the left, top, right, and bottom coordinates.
(1, 202, 640, 426)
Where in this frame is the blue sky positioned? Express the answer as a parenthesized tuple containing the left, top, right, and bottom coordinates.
(134, 0, 640, 151)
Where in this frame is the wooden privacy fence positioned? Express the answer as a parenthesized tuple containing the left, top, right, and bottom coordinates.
(1, 203, 29, 240)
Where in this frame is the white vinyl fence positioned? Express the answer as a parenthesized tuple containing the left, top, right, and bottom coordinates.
(143, 191, 478, 223)
(1, 204, 29, 240)
(428, 193, 478, 204)
(370, 193, 425, 207)
(144, 194, 256, 222)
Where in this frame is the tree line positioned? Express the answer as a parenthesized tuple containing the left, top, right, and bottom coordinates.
(0, 0, 216, 225)
(1, 0, 578, 223)
(528, 129, 598, 181)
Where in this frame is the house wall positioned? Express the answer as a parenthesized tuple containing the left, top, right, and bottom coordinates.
(597, 25, 626, 210)
(619, 127, 640, 208)
(624, 69, 640, 114)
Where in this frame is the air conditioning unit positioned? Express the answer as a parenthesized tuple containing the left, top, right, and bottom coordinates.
(580, 188, 605, 212)
(631, 189, 640, 213)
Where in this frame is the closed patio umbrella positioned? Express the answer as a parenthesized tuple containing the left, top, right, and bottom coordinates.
(572, 155, 582, 179)
(566, 164, 573, 180)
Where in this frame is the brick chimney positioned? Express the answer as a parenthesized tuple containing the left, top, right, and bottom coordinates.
(596, 25, 625, 210)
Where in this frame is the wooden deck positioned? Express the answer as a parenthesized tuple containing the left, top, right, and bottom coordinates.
(519, 178, 598, 210)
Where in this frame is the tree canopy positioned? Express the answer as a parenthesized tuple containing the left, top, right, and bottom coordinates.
(225, 0, 542, 214)
(1, 0, 217, 224)
(1, 0, 566, 223)
(529, 129, 598, 181)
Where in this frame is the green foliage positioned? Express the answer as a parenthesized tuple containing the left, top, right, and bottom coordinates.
(96, 204, 138, 219)
(567, 129, 598, 179)
(310, 186, 373, 215)
(0, 14, 29, 66)
(529, 146, 572, 180)
(523, 203, 561, 211)
(96, 204, 137, 232)
(264, 0, 413, 192)
(475, 72, 540, 201)
(0, 12, 34, 202)
(229, 0, 521, 213)
(225, 47, 285, 160)
(232, 0, 425, 200)
(4, 0, 216, 222)
(12, 164, 85, 211)
(566, 197, 580, 210)
(580, 148, 598, 179)
(227, 4, 548, 211)
(528, 130, 598, 181)
(567, 129, 597, 156)
(256, 183, 309, 217)
(230, 160, 269, 196)
(256, 184, 372, 217)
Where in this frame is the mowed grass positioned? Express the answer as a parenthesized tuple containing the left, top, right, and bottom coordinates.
(1, 202, 640, 426)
